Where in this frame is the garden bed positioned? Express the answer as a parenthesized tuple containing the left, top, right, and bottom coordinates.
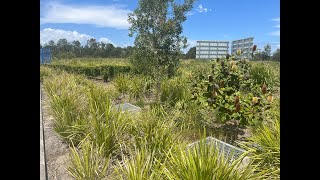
(41, 85, 72, 180)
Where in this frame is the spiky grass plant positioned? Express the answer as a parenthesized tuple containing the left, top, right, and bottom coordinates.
(43, 72, 89, 145)
(128, 76, 146, 100)
(68, 141, 110, 180)
(163, 136, 263, 180)
(160, 76, 191, 106)
(84, 82, 129, 157)
(238, 119, 280, 179)
(114, 147, 163, 180)
(40, 66, 55, 81)
(43, 71, 128, 151)
(249, 63, 278, 91)
(128, 109, 178, 161)
(113, 73, 131, 94)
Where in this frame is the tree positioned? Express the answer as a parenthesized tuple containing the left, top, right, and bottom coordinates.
(185, 46, 196, 59)
(272, 48, 280, 61)
(261, 44, 271, 60)
(48, 40, 55, 47)
(57, 38, 70, 52)
(72, 40, 81, 57)
(128, 0, 196, 99)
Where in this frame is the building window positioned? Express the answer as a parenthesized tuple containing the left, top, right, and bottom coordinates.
(200, 47, 209, 50)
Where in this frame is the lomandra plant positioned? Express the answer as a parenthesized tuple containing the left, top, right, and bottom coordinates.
(43, 72, 89, 145)
(113, 73, 131, 94)
(129, 109, 178, 160)
(160, 76, 191, 106)
(163, 136, 262, 180)
(128, 75, 148, 100)
(40, 66, 55, 81)
(249, 62, 278, 92)
(68, 141, 110, 180)
(86, 84, 129, 157)
(114, 147, 163, 180)
(238, 119, 280, 179)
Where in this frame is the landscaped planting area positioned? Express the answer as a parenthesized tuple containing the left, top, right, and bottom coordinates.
(40, 58, 280, 179)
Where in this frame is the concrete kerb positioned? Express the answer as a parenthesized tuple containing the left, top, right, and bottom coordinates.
(40, 85, 48, 180)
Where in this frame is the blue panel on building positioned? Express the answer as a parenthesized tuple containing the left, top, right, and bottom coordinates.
(40, 48, 52, 64)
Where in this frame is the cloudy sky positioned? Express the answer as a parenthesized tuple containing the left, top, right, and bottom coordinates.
(40, 0, 280, 52)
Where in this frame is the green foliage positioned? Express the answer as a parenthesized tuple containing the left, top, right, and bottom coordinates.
(272, 48, 280, 61)
(42, 59, 279, 179)
(171, 100, 213, 130)
(86, 84, 129, 157)
(129, 75, 150, 100)
(42, 38, 133, 59)
(184, 46, 196, 59)
(68, 141, 110, 180)
(46, 62, 131, 81)
(113, 73, 155, 101)
(239, 119, 280, 179)
(128, 0, 196, 79)
(250, 62, 278, 92)
(189, 58, 278, 126)
(163, 136, 261, 180)
(129, 109, 178, 160)
(160, 76, 191, 106)
(213, 91, 273, 125)
(43, 70, 128, 155)
(55, 52, 77, 59)
(40, 66, 55, 81)
(260, 44, 272, 60)
(114, 148, 162, 180)
(113, 74, 131, 94)
(43, 72, 90, 145)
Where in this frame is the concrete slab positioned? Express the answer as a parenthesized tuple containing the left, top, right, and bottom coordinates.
(113, 103, 142, 113)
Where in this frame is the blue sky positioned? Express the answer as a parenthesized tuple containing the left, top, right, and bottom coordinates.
(40, 0, 280, 53)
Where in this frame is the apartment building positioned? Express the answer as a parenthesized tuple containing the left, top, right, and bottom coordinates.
(196, 40, 229, 59)
(231, 37, 254, 59)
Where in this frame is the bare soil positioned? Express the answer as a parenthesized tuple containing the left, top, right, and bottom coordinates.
(41, 86, 73, 180)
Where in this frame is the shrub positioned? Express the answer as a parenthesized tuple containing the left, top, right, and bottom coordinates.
(46, 64, 131, 80)
(189, 58, 277, 126)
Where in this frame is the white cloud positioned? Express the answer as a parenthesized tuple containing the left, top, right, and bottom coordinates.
(197, 4, 211, 13)
(186, 11, 195, 16)
(269, 17, 280, 36)
(271, 42, 280, 50)
(98, 37, 115, 45)
(40, 28, 116, 46)
(270, 30, 280, 36)
(40, 2, 131, 29)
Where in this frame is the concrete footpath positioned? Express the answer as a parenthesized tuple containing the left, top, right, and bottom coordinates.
(40, 86, 47, 180)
